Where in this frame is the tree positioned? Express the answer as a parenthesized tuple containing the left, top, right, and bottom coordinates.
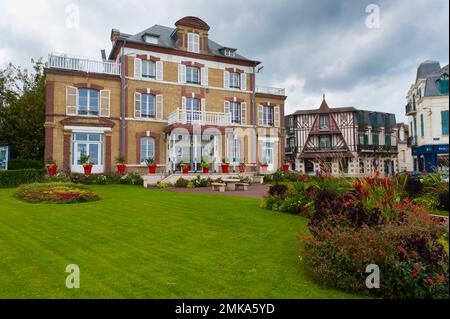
(0, 60, 45, 160)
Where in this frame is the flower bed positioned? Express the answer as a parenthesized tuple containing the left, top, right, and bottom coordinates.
(261, 172, 449, 298)
(15, 183, 100, 204)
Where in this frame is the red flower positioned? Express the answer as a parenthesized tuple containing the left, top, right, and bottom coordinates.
(361, 188, 370, 197)
(438, 275, 446, 282)
(353, 181, 363, 190)
(426, 277, 433, 285)
(365, 178, 374, 185)
(410, 269, 419, 278)
(299, 175, 306, 182)
(374, 170, 380, 178)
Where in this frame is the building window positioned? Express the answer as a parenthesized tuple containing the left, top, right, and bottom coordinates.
(187, 33, 200, 53)
(141, 60, 155, 78)
(372, 133, 379, 146)
(319, 115, 330, 130)
(319, 135, 331, 149)
(72, 133, 103, 168)
(230, 102, 240, 124)
(364, 134, 369, 145)
(229, 139, 241, 164)
(141, 94, 155, 118)
(402, 150, 406, 161)
(371, 114, 377, 127)
(420, 113, 424, 137)
(437, 74, 449, 95)
(442, 110, 449, 136)
(262, 106, 273, 126)
(385, 135, 391, 146)
(359, 133, 365, 144)
(186, 98, 200, 123)
(399, 128, 405, 141)
(78, 88, 99, 116)
(140, 137, 155, 164)
(186, 66, 200, 84)
(229, 72, 240, 89)
(224, 49, 235, 57)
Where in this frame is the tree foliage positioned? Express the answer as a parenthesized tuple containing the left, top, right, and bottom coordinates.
(0, 60, 45, 160)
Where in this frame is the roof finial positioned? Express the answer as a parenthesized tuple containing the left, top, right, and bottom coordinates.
(323, 93, 326, 100)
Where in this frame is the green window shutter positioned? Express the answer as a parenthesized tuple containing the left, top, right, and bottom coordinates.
(372, 134, 379, 146)
(420, 114, 424, 137)
(439, 79, 449, 95)
(442, 110, 449, 135)
(385, 135, 391, 146)
(371, 115, 377, 127)
(364, 134, 369, 145)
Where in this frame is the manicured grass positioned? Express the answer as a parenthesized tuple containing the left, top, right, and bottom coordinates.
(0, 185, 358, 298)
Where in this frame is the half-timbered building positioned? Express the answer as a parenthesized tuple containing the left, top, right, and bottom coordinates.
(285, 97, 398, 177)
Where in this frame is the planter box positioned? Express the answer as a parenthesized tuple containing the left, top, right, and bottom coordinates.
(252, 175, 264, 184)
(202, 167, 209, 174)
(182, 166, 189, 174)
(283, 164, 290, 172)
(47, 165, 58, 176)
(83, 164, 93, 175)
(260, 164, 268, 173)
(117, 164, 126, 174)
(148, 165, 157, 174)
(221, 164, 229, 174)
(238, 166, 246, 173)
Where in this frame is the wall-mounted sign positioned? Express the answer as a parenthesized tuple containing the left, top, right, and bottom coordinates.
(0, 146, 8, 170)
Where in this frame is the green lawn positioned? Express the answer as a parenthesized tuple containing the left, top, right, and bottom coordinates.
(0, 185, 358, 298)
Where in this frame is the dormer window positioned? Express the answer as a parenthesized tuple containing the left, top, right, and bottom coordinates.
(224, 49, 235, 57)
(187, 33, 200, 53)
(142, 33, 159, 45)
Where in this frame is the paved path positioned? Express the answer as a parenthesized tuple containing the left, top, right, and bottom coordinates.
(158, 184, 269, 199)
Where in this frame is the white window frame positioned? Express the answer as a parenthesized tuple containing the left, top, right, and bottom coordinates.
(141, 60, 156, 79)
(230, 102, 240, 124)
(262, 106, 273, 126)
(141, 94, 156, 119)
(78, 88, 99, 116)
(187, 33, 200, 53)
(140, 137, 155, 164)
(186, 66, 200, 84)
(229, 72, 240, 89)
(229, 138, 241, 164)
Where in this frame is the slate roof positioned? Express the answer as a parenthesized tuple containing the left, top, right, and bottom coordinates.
(423, 63, 449, 97)
(113, 24, 256, 63)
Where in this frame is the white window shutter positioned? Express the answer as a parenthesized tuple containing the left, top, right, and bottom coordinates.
(274, 106, 280, 127)
(181, 96, 187, 110)
(258, 105, 264, 126)
(156, 61, 163, 81)
(66, 86, 77, 115)
(201, 98, 206, 112)
(134, 92, 141, 118)
(99, 90, 110, 117)
(134, 58, 142, 78)
(178, 64, 186, 83)
(224, 100, 230, 113)
(187, 33, 193, 52)
(156, 95, 163, 120)
(201, 67, 208, 86)
(240, 73, 247, 91)
(223, 71, 229, 89)
(241, 102, 247, 125)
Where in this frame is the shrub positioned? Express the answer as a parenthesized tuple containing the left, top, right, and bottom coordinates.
(0, 169, 46, 188)
(269, 184, 288, 196)
(8, 159, 43, 170)
(412, 194, 441, 211)
(405, 176, 424, 197)
(239, 175, 252, 184)
(191, 175, 209, 187)
(15, 183, 99, 204)
(69, 173, 122, 185)
(174, 177, 189, 188)
(437, 189, 449, 211)
(119, 172, 143, 185)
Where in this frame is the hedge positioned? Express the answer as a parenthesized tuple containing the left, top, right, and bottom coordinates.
(0, 169, 46, 188)
(8, 159, 44, 170)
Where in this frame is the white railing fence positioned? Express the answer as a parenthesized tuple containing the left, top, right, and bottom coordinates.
(255, 86, 285, 96)
(48, 53, 121, 75)
(168, 108, 231, 126)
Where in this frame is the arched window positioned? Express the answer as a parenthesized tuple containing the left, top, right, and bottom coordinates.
(140, 137, 155, 164)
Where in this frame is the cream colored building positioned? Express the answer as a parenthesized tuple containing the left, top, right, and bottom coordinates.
(397, 123, 413, 171)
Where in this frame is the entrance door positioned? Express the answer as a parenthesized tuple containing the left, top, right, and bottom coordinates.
(71, 133, 104, 173)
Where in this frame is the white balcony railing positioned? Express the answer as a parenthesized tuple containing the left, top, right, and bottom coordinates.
(48, 53, 121, 76)
(256, 86, 285, 96)
(168, 109, 231, 126)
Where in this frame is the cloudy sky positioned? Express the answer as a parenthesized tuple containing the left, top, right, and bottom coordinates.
(1, 0, 448, 122)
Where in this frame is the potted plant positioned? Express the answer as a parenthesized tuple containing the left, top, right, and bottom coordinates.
(260, 161, 269, 173)
(145, 157, 157, 174)
(283, 159, 290, 172)
(46, 157, 58, 176)
(80, 154, 93, 175)
(115, 154, 126, 174)
(201, 161, 210, 174)
(238, 162, 246, 173)
(221, 158, 230, 174)
(180, 162, 189, 174)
